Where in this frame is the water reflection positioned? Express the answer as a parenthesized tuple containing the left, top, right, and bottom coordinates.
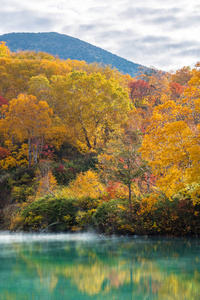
(0, 232, 200, 299)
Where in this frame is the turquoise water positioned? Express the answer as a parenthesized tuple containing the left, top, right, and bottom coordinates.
(0, 232, 200, 300)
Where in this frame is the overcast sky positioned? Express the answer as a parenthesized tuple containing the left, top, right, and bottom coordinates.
(1, 0, 200, 71)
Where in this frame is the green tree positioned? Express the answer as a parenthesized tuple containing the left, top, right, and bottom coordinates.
(98, 128, 145, 210)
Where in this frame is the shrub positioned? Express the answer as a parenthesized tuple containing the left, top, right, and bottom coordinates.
(92, 199, 135, 235)
(136, 194, 200, 236)
(72, 197, 100, 231)
(12, 185, 34, 203)
(16, 195, 78, 231)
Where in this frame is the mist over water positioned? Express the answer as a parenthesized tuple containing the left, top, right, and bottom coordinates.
(0, 232, 200, 299)
(0, 231, 103, 244)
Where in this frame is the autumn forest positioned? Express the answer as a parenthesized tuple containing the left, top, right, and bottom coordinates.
(0, 41, 199, 236)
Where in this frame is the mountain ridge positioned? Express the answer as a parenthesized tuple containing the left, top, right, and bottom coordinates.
(0, 32, 148, 77)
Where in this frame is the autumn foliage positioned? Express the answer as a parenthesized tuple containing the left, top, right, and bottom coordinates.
(0, 96, 8, 106)
(0, 42, 199, 236)
(128, 79, 152, 108)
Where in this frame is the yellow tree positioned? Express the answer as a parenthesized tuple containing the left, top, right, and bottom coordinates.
(50, 71, 131, 152)
(0, 42, 11, 57)
(0, 94, 53, 168)
(36, 159, 58, 196)
(140, 116, 195, 198)
(140, 65, 200, 203)
(28, 74, 50, 102)
(64, 169, 105, 199)
(170, 66, 192, 86)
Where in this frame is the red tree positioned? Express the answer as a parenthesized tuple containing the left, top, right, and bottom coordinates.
(0, 147, 10, 160)
(169, 82, 184, 100)
(128, 80, 152, 107)
(0, 96, 8, 107)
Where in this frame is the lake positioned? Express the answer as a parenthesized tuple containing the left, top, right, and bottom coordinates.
(0, 232, 200, 299)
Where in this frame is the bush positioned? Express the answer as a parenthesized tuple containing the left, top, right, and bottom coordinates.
(74, 197, 100, 211)
(93, 199, 135, 235)
(136, 194, 200, 236)
(0, 166, 36, 211)
(73, 197, 100, 231)
(12, 185, 34, 203)
(17, 195, 78, 231)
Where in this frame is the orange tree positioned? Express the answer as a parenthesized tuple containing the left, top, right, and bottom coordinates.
(0, 94, 53, 168)
(140, 64, 200, 204)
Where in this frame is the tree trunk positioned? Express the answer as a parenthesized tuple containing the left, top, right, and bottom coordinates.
(33, 139, 40, 164)
(28, 138, 32, 169)
(82, 125, 92, 150)
(104, 125, 109, 145)
(78, 115, 92, 150)
(147, 171, 150, 193)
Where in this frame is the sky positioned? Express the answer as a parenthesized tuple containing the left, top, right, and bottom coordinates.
(1, 0, 200, 72)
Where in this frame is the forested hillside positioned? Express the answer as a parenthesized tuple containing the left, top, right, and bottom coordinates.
(0, 32, 148, 77)
(0, 41, 199, 235)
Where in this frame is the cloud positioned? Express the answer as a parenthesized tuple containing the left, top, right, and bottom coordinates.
(115, 34, 200, 70)
(0, 0, 199, 71)
(0, 10, 56, 33)
(141, 36, 170, 43)
(119, 7, 181, 20)
(147, 15, 178, 25)
(178, 47, 200, 57)
(169, 14, 200, 29)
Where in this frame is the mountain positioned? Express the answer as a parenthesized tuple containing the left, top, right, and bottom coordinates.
(0, 32, 148, 77)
